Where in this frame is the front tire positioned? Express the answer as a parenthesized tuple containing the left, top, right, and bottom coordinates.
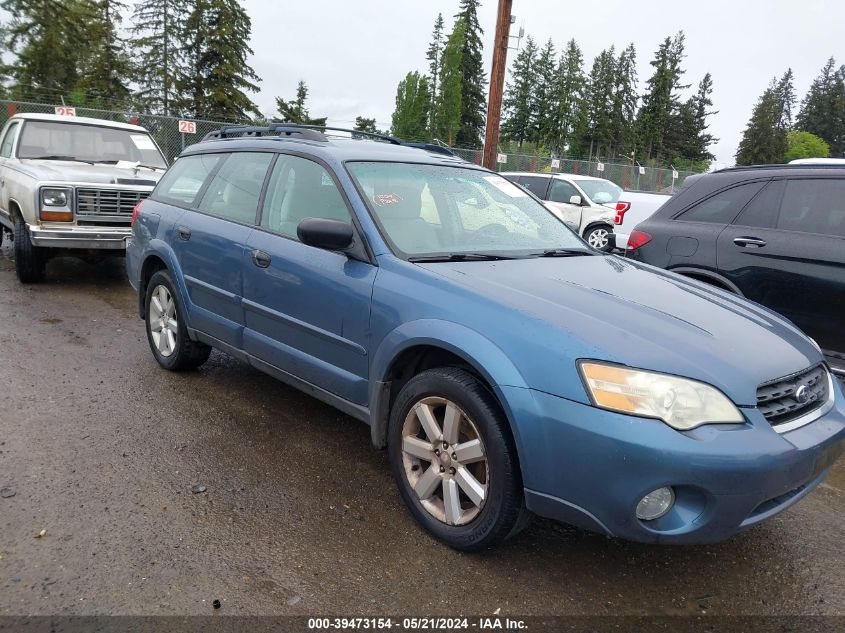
(584, 224, 613, 252)
(13, 216, 46, 283)
(388, 367, 527, 551)
(145, 270, 211, 371)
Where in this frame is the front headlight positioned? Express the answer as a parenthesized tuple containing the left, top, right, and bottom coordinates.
(41, 187, 70, 207)
(579, 361, 744, 430)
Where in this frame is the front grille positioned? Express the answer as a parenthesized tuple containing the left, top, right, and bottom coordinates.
(75, 188, 149, 218)
(757, 364, 829, 428)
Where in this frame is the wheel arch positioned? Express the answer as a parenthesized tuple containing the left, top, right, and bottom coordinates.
(136, 241, 191, 323)
(669, 266, 744, 296)
(368, 320, 529, 460)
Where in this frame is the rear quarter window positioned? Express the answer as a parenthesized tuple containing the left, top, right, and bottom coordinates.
(153, 153, 223, 206)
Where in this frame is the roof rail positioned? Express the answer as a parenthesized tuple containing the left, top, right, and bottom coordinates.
(404, 142, 458, 157)
(202, 123, 328, 142)
(715, 163, 845, 173)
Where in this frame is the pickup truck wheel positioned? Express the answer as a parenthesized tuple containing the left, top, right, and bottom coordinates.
(145, 270, 211, 371)
(13, 216, 46, 283)
(584, 224, 613, 252)
(388, 367, 527, 551)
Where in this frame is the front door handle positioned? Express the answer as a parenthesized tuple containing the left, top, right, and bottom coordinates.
(177, 226, 192, 241)
(251, 249, 271, 268)
(733, 236, 767, 248)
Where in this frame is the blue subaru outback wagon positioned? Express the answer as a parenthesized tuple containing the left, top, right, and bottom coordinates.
(127, 125, 845, 550)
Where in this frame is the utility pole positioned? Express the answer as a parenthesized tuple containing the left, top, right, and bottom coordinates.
(482, 0, 513, 171)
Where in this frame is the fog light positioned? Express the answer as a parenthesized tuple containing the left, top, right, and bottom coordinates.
(636, 487, 675, 521)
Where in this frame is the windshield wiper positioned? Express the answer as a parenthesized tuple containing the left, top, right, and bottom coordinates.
(94, 160, 164, 170)
(408, 253, 516, 263)
(530, 248, 595, 258)
(26, 155, 95, 164)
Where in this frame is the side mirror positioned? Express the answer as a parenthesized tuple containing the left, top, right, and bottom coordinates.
(569, 195, 583, 206)
(297, 218, 354, 251)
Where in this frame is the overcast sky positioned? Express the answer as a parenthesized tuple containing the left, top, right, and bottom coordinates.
(244, 0, 845, 167)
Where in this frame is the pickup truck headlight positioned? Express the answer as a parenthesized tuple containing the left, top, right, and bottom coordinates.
(41, 188, 70, 207)
(579, 361, 744, 430)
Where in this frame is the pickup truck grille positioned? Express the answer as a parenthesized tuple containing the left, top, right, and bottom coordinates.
(757, 364, 829, 429)
(75, 188, 149, 221)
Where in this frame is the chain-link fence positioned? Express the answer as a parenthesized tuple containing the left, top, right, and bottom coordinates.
(0, 100, 239, 163)
(1, 100, 702, 191)
(449, 147, 699, 193)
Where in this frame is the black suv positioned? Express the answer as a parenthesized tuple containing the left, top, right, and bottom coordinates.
(628, 164, 845, 377)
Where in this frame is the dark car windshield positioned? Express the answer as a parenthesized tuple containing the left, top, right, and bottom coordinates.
(347, 162, 588, 258)
(573, 179, 622, 205)
(17, 120, 167, 168)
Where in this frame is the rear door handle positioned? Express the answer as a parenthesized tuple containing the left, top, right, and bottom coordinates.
(733, 236, 766, 248)
(176, 226, 191, 241)
(251, 249, 271, 268)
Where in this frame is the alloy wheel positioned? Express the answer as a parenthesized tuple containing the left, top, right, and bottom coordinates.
(148, 284, 178, 357)
(400, 396, 489, 526)
(587, 227, 609, 249)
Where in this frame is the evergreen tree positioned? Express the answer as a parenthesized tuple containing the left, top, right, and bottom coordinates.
(533, 39, 558, 148)
(735, 74, 792, 165)
(685, 73, 718, 163)
(390, 71, 431, 141)
(275, 81, 327, 126)
(354, 116, 379, 134)
(425, 13, 446, 133)
(131, 0, 190, 115)
(797, 58, 845, 156)
(75, 0, 133, 106)
(610, 43, 637, 159)
(180, 0, 261, 120)
(583, 47, 617, 160)
(501, 36, 538, 148)
(636, 32, 688, 163)
(551, 39, 587, 156)
(2, 0, 87, 100)
(433, 18, 465, 146)
(453, 0, 486, 147)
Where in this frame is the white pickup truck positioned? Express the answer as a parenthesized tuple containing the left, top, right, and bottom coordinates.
(0, 113, 167, 282)
(613, 190, 672, 250)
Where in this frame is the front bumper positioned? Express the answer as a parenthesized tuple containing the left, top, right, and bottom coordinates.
(29, 223, 132, 250)
(505, 378, 845, 544)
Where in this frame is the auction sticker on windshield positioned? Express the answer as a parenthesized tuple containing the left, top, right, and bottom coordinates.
(484, 175, 527, 197)
(130, 135, 156, 150)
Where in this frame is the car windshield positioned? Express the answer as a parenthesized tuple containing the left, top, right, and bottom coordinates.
(17, 120, 167, 168)
(573, 179, 622, 205)
(347, 162, 590, 258)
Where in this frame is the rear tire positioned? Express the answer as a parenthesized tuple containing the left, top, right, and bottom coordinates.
(13, 216, 46, 283)
(388, 367, 528, 551)
(145, 270, 211, 371)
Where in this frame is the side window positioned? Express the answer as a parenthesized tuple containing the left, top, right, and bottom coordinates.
(154, 154, 223, 205)
(548, 179, 580, 204)
(0, 122, 20, 158)
(260, 155, 351, 239)
(678, 182, 765, 224)
(516, 175, 551, 198)
(197, 152, 273, 224)
(777, 179, 845, 238)
(733, 180, 784, 228)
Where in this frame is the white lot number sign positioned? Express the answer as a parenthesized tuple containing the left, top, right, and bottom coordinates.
(54, 106, 76, 116)
(596, 162, 605, 172)
(551, 159, 561, 169)
(178, 120, 197, 134)
(672, 169, 679, 179)
(639, 166, 646, 175)
(497, 153, 508, 164)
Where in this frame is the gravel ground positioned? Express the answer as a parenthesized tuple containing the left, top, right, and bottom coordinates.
(0, 242, 843, 617)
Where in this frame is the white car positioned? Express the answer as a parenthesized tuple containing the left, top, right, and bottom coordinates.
(612, 190, 671, 250)
(502, 172, 620, 251)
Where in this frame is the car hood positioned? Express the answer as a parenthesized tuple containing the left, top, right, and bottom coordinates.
(419, 255, 820, 406)
(18, 160, 163, 185)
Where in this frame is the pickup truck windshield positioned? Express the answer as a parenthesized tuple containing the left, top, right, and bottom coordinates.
(17, 120, 167, 168)
(348, 162, 588, 258)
